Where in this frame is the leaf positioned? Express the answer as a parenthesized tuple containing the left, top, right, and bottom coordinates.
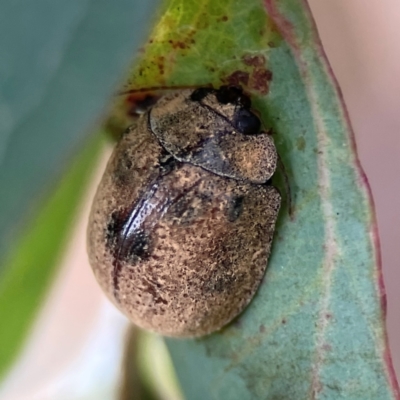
(124, 0, 400, 398)
(136, 331, 184, 400)
(0, 0, 161, 269)
(0, 136, 102, 380)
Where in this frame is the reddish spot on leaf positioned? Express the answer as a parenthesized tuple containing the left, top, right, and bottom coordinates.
(250, 68, 272, 94)
(222, 54, 274, 95)
(322, 343, 332, 352)
(169, 39, 188, 50)
(243, 54, 266, 67)
(155, 56, 165, 75)
(224, 70, 250, 86)
(217, 15, 229, 22)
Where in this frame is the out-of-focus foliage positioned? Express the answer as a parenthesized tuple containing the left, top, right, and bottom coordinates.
(0, 0, 160, 382)
(0, 0, 160, 267)
(0, 136, 102, 380)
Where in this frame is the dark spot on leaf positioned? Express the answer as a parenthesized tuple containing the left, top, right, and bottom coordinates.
(322, 343, 332, 352)
(169, 39, 189, 50)
(224, 70, 250, 87)
(242, 54, 266, 67)
(217, 15, 229, 22)
(237, 54, 273, 95)
(232, 318, 242, 329)
(249, 68, 272, 95)
(296, 136, 306, 151)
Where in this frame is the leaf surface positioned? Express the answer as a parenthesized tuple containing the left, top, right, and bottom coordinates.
(126, 0, 400, 398)
(0, 0, 160, 268)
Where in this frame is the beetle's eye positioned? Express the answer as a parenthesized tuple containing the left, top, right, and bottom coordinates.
(190, 88, 214, 102)
(234, 109, 261, 135)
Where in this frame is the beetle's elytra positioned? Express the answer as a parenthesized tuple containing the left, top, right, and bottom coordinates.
(87, 86, 281, 337)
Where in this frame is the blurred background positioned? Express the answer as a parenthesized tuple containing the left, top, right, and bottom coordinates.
(0, 0, 398, 398)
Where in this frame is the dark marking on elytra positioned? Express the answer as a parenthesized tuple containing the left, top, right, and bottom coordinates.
(224, 70, 250, 87)
(127, 229, 151, 260)
(105, 209, 151, 296)
(106, 210, 128, 248)
(110, 163, 202, 301)
(105, 209, 129, 294)
(108, 179, 163, 299)
(142, 280, 168, 305)
(158, 149, 179, 176)
(113, 151, 135, 185)
(110, 187, 158, 299)
(203, 272, 237, 294)
(163, 179, 203, 223)
(227, 195, 245, 222)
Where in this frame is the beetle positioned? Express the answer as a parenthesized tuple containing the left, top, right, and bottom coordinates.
(87, 86, 281, 337)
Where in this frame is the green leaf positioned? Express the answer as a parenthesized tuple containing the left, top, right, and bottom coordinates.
(126, 0, 400, 398)
(136, 331, 184, 400)
(0, 136, 102, 380)
(0, 0, 160, 269)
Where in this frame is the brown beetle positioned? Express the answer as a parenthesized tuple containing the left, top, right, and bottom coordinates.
(87, 86, 281, 337)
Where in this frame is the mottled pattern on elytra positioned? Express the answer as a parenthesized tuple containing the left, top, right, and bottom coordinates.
(87, 116, 163, 302)
(87, 89, 281, 337)
(150, 90, 277, 184)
